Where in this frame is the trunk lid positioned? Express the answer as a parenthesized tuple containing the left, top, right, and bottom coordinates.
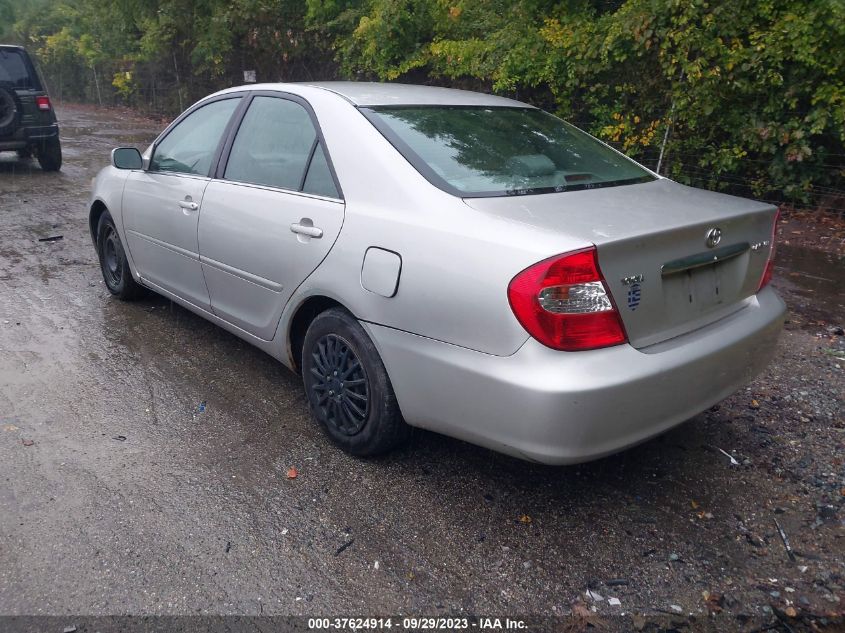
(464, 178, 777, 349)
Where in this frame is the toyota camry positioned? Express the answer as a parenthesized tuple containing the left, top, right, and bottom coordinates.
(88, 82, 785, 464)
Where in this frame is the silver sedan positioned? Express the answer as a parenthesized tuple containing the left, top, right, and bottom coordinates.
(89, 82, 786, 464)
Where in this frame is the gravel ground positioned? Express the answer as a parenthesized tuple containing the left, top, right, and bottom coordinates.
(0, 104, 843, 632)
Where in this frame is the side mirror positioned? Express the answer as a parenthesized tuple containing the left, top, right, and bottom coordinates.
(111, 147, 143, 170)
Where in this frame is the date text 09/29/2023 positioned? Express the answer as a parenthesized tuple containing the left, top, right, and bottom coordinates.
(307, 617, 528, 630)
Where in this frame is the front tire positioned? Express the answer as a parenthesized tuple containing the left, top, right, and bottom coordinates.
(96, 211, 145, 300)
(37, 137, 62, 172)
(302, 308, 410, 456)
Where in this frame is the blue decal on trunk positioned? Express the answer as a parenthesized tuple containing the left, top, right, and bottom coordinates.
(627, 283, 641, 311)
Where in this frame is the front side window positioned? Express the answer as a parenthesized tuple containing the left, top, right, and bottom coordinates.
(151, 98, 240, 176)
(363, 106, 654, 197)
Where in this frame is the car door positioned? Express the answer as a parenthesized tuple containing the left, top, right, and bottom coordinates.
(122, 96, 242, 310)
(197, 93, 344, 340)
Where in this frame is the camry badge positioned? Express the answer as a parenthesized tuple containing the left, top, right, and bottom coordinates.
(620, 274, 644, 286)
(706, 227, 722, 248)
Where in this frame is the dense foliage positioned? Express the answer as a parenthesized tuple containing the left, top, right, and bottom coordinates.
(2, 0, 843, 205)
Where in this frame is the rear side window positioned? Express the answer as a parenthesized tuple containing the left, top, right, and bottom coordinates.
(0, 49, 38, 89)
(224, 95, 340, 198)
(302, 143, 339, 198)
(226, 97, 315, 190)
(151, 98, 240, 176)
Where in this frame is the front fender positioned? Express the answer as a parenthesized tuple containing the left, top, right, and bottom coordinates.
(88, 165, 137, 277)
(89, 165, 131, 237)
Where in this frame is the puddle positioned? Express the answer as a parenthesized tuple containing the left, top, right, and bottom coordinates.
(773, 244, 845, 328)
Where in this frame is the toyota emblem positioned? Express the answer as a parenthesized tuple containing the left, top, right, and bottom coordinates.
(705, 227, 722, 248)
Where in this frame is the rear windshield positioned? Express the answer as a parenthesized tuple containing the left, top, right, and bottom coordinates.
(0, 49, 39, 89)
(363, 106, 654, 197)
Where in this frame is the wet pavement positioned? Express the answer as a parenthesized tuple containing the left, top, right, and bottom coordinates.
(774, 245, 845, 330)
(0, 105, 843, 628)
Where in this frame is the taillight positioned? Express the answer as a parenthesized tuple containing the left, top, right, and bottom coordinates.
(507, 247, 628, 351)
(757, 208, 780, 291)
(35, 96, 51, 111)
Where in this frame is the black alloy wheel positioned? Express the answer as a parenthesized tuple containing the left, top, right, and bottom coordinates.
(301, 308, 410, 456)
(308, 333, 370, 436)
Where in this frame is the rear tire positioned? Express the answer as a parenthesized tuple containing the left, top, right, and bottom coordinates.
(302, 308, 410, 456)
(37, 137, 62, 172)
(96, 211, 145, 300)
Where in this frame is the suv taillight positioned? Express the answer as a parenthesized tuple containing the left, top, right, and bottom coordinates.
(757, 208, 780, 291)
(35, 96, 51, 111)
(507, 247, 628, 351)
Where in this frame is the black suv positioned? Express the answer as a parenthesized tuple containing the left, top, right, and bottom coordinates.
(0, 45, 61, 171)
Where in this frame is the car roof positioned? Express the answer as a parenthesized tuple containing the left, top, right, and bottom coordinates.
(220, 81, 532, 108)
(0, 45, 26, 50)
(303, 82, 531, 108)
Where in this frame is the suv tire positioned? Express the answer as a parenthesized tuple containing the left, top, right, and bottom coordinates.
(37, 137, 62, 172)
(0, 85, 19, 136)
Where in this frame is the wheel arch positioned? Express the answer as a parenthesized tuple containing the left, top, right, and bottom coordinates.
(286, 295, 349, 373)
(89, 199, 108, 245)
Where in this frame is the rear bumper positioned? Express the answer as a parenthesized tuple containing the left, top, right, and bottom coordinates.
(0, 124, 60, 151)
(363, 286, 786, 464)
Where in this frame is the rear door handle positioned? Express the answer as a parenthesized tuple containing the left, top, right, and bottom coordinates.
(179, 200, 199, 211)
(290, 223, 323, 238)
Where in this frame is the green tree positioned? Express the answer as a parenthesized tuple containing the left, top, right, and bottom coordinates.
(4, 0, 842, 206)
(316, 0, 845, 203)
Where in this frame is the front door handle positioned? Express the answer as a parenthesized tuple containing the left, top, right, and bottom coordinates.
(290, 222, 323, 239)
(179, 200, 199, 211)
